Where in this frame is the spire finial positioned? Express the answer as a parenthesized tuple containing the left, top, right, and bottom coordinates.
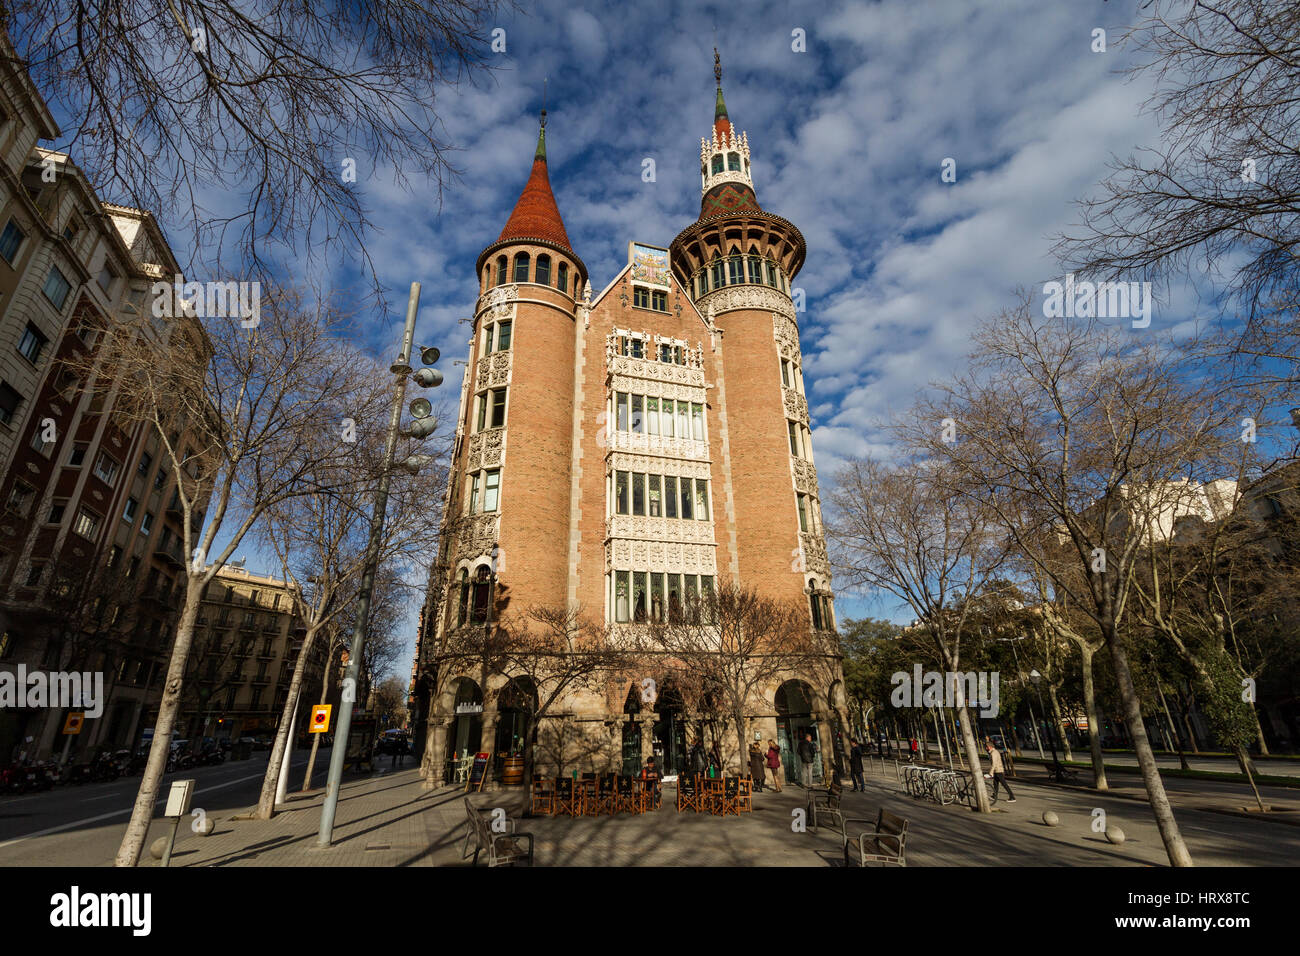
(714, 47, 722, 87)
(541, 77, 548, 128)
(535, 82, 548, 162)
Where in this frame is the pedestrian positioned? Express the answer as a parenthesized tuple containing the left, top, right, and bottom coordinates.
(849, 737, 865, 792)
(797, 732, 816, 788)
(690, 738, 708, 775)
(984, 739, 1016, 804)
(765, 739, 784, 792)
(748, 741, 766, 792)
(909, 737, 919, 761)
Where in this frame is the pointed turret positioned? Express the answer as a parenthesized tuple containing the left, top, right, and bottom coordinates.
(496, 109, 575, 254)
(698, 49, 759, 218)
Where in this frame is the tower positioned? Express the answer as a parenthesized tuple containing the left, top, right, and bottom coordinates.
(669, 51, 834, 628)
(448, 109, 588, 631)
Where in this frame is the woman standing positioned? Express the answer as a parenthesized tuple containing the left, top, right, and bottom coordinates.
(748, 742, 766, 792)
(765, 739, 783, 792)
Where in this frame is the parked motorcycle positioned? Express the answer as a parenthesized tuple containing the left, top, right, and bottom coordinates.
(4, 761, 55, 793)
(196, 743, 225, 766)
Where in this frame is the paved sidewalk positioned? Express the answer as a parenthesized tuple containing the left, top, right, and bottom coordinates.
(148, 762, 1300, 866)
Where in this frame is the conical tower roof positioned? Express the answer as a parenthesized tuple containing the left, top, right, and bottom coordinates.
(497, 111, 574, 253)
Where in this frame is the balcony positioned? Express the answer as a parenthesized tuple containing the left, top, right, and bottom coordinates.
(153, 543, 185, 568)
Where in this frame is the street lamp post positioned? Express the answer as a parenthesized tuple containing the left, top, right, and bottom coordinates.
(315, 282, 441, 848)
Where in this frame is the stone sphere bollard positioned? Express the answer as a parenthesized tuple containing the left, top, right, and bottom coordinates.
(1041, 810, 1059, 827)
(195, 816, 215, 836)
(149, 836, 168, 859)
(1105, 826, 1126, 845)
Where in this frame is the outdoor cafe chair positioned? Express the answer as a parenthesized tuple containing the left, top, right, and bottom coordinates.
(554, 777, 582, 817)
(677, 772, 703, 813)
(593, 773, 617, 815)
(615, 774, 641, 814)
(640, 776, 662, 812)
(718, 777, 740, 817)
(703, 776, 725, 815)
(736, 776, 753, 813)
(530, 777, 554, 816)
(579, 773, 599, 815)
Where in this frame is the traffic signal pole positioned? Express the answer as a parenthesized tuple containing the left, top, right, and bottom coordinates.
(316, 282, 422, 848)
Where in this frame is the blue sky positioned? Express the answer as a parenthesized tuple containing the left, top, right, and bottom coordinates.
(38, 0, 1234, 649)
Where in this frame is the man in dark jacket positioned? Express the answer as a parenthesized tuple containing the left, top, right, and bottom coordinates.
(690, 739, 708, 775)
(797, 733, 816, 788)
(849, 738, 865, 792)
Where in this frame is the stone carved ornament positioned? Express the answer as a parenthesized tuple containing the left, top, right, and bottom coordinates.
(800, 531, 831, 577)
(475, 351, 511, 390)
(455, 513, 500, 563)
(607, 453, 711, 479)
(607, 538, 717, 574)
(465, 428, 505, 471)
(608, 375, 706, 403)
(783, 387, 809, 423)
(606, 514, 716, 544)
(773, 313, 801, 360)
(700, 285, 794, 320)
(792, 457, 819, 497)
(608, 431, 710, 462)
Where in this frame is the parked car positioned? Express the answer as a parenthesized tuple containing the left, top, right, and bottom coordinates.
(253, 737, 271, 751)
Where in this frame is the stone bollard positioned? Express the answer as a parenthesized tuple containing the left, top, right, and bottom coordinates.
(1042, 810, 1059, 827)
(149, 836, 168, 859)
(1105, 826, 1126, 845)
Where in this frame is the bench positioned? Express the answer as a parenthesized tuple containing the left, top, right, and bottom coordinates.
(806, 779, 843, 830)
(842, 808, 909, 867)
(462, 797, 533, 867)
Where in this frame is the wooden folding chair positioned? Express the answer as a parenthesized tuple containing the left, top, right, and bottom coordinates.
(718, 777, 739, 817)
(530, 777, 554, 816)
(593, 773, 617, 815)
(736, 776, 753, 813)
(704, 777, 724, 815)
(641, 775, 662, 811)
(554, 777, 581, 817)
(579, 773, 598, 815)
(677, 772, 703, 813)
(615, 775, 640, 814)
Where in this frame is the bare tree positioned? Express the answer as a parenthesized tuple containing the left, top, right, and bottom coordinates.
(89, 288, 377, 866)
(828, 456, 1004, 812)
(6, 0, 503, 294)
(913, 297, 1241, 866)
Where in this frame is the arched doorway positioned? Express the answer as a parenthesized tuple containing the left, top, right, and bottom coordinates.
(621, 685, 642, 776)
(494, 677, 537, 762)
(776, 680, 822, 785)
(653, 680, 688, 775)
(446, 678, 483, 765)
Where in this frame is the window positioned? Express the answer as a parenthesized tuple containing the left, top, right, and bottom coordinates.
(711, 155, 724, 175)
(651, 290, 667, 311)
(47, 501, 66, 524)
(107, 545, 122, 568)
(495, 256, 508, 286)
(0, 382, 22, 426)
(0, 219, 24, 264)
(557, 262, 568, 292)
(43, 266, 72, 310)
(477, 388, 506, 431)
(513, 252, 530, 283)
(535, 254, 551, 286)
(470, 566, 492, 623)
(485, 319, 511, 354)
(123, 497, 138, 523)
(691, 403, 704, 441)
(490, 388, 506, 428)
(631, 394, 644, 434)
(616, 392, 628, 432)
(676, 400, 689, 439)
(18, 323, 47, 364)
(648, 474, 662, 516)
(661, 399, 674, 437)
(140, 512, 154, 537)
(697, 270, 709, 298)
(482, 468, 500, 512)
(154, 467, 168, 491)
(766, 260, 778, 287)
(788, 421, 801, 457)
(97, 264, 116, 292)
(467, 472, 480, 515)
(633, 571, 648, 621)
(646, 396, 659, 436)
(138, 451, 153, 476)
(711, 259, 725, 289)
(728, 152, 741, 171)
(797, 494, 809, 532)
(664, 475, 677, 518)
(728, 256, 744, 285)
(748, 256, 763, 283)
(633, 286, 649, 309)
(497, 319, 512, 351)
(457, 569, 469, 626)
(25, 563, 43, 587)
(29, 426, 54, 457)
(93, 452, 120, 486)
(5, 481, 34, 516)
(67, 443, 87, 467)
(810, 589, 824, 630)
(781, 359, 791, 387)
(695, 479, 710, 520)
(127, 556, 140, 579)
(63, 217, 81, 243)
(680, 478, 693, 520)
(73, 508, 101, 540)
(632, 472, 645, 516)
(615, 471, 629, 515)
(615, 570, 630, 622)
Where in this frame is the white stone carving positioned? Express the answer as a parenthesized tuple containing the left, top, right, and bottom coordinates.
(800, 531, 831, 577)
(783, 387, 809, 423)
(773, 313, 801, 359)
(605, 538, 717, 575)
(792, 457, 819, 497)
(699, 284, 793, 319)
(607, 451, 711, 476)
(454, 513, 500, 563)
(700, 128, 753, 194)
(465, 428, 506, 471)
(606, 514, 717, 544)
(475, 351, 511, 390)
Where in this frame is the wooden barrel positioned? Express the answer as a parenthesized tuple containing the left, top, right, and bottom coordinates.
(502, 756, 524, 785)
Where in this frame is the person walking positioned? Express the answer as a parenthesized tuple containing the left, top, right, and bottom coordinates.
(797, 732, 816, 788)
(849, 738, 865, 792)
(748, 742, 766, 791)
(690, 738, 708, 775)
(985, 739, 1016, 804)
(765, 739, 783, 792)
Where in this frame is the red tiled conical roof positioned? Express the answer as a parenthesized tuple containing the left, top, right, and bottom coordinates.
(497, 122, 573, 252)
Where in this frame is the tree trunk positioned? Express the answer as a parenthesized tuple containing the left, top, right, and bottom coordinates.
(1047, 683, 1073, 761)
(1078, 642, 1108, 789)
(114, 581, 203, 867)
(521, 714, 538, 796)
(255, 625, 319, 818)
(1237, 744, 1265, 811)
(1107, 630, 1193, 866)
(956, 701, 991, 813)
(1179, 692, 1201, 754)
(1154, 679, 1190, 771)
(1252, 707, 1271, 757)
(302, 657, 333, 792)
